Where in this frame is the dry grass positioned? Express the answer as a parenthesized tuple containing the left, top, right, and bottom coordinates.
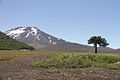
(0, 50, 59, 61)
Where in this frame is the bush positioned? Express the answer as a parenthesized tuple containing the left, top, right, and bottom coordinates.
(32, 53, 120, 69)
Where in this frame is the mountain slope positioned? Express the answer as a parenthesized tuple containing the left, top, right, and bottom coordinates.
(5, 27, 92, 51)
(5, 27, 66, 49)
(5, 27, 116, 52)
(0, 31, 34, 50)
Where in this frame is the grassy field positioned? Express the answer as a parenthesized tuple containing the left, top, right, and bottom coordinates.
(0, 51, 120, 80)
(0, 50, 58, 61)
(32, 52, 120, 69)
(0, 51, 120, 69)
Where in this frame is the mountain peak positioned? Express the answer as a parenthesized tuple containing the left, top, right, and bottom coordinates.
(5, 26, 116, 52)
(6, 27, 39, 38)
(25, 27, 39, 35)
(5, 26, 66, 49)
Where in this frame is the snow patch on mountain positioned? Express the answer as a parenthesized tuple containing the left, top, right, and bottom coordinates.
(48, 37, 51, 39)
(48, 36, 57, 44)
(48, 37, 52, 43)
(25, 33, 30, 37)
(36, 35, 40, 40)
(58, 38, 61, 40)
(12, 34, 20, 39)
(31, 27, 38, 35)
(6, 27, 40, 39)
(6, 27, 25, 36)
(52, 42, 57, 45)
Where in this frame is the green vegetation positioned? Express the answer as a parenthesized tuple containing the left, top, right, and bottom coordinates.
(32, 52, 120, 69)
(0, 50, 120, 69)
(0, 51, 39, 61)
(0, 32, 34, 50)
(0, 50, 58, 61)
(0, 56, 12, 61)
(88, 36, 109, 53)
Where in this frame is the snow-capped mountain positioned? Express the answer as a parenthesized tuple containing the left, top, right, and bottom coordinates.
(5, 27, 69, 50)
(6, 27, 64, 43)
(5, 26, 117, 52)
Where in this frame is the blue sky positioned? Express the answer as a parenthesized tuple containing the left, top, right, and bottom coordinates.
(0, 0, 120, 49)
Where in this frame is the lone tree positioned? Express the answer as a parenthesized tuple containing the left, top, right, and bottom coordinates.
(88, 36, 109, 53)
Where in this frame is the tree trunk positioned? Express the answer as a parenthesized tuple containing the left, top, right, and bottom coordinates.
(94, 44, 97, 54)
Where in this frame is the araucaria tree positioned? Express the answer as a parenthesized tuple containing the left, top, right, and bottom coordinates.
(88, 36, 109, 53)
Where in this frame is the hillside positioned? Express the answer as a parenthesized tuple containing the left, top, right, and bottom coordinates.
(0, 31, 34, 50)
(5, 27, 118, 52)
(5, 27, 93, 51)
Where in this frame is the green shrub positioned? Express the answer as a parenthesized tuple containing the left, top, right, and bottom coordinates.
(32, 53, 120, 69)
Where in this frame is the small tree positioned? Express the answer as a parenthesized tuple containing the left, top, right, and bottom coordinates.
(88, 36, 109, 53)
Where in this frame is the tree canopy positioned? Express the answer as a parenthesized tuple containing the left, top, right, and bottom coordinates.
(88, 36, 109, 53)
